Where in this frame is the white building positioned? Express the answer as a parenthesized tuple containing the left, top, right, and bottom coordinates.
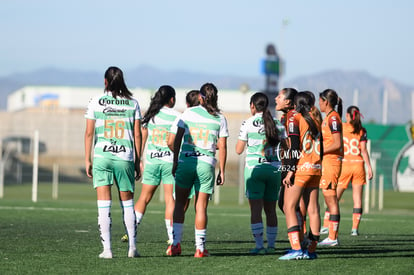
(7, 86, 255, 113)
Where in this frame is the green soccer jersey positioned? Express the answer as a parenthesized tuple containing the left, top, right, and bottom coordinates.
(238, 113, 286, 169)
(172, 106, 229, 167)
(85, 91, 142, 162)
(144, 106, 181, 164)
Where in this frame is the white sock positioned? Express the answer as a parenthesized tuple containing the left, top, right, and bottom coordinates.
(135, 211, 143, 225)
(195, 228, 207, 252)
(266, 226, 278, 248)
(172, 223, 183, 246)
(165, 219, 173, 244)
(121, 199, 136, 250)
(251, 223, 264, 249)
(97, 200, 112, 251)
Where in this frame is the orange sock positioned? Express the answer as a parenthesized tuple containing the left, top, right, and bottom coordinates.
(307, 231, 320, 253)
(352, 208, 362, 230)
(328, 214, 340, 240)
(287, 226, 301, 251)
(322, 210, 330, 228)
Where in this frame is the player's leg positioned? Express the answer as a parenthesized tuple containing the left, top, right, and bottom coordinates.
(263, 200, 277, 254)
(263, 168, 280, 254)
(93, 159, 114, 258)
(116, 161, 139, 257)
(96, 185, 113, 259)
(194, 191, 211, 257)
(161, 162, 176, 245)
(134, 163, 161, 225)
(134, 184, 158, 224)
(351, 183, 364, 235)
(248, 198, 266, 254)
(163, 183, 175, 244)
(279, 183, 304, 260)
(302, 179, 320, 259)
(193, 163, 215, 257)
(167, 162, 194, 256)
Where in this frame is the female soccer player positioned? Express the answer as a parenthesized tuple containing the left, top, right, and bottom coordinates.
(275, 87, 298, 212)
(84, 66, 142, 258)
(279, 92, 322, 260)
(236, 92, 286, 255)
(318, 89, 343, 247)
(167, 83, 228, 258)
(133, 85, 181, 245)
(337, 106, 373, 236)
(275, 88, 307, 241)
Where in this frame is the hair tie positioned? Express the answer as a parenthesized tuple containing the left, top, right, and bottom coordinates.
(352, 110, 364, 120)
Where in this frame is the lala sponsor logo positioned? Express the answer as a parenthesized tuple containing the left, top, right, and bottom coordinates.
(103, 140, 126, 153)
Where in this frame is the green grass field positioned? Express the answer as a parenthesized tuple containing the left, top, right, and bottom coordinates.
(1, 182, 414, 274)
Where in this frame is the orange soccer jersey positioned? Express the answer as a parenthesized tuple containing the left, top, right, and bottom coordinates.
(320, 110, 343, 190)
(287, 113, 321, 187)
(338, 123, 368, 188)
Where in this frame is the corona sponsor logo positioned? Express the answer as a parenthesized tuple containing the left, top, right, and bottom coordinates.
(99, 98, 130, 106)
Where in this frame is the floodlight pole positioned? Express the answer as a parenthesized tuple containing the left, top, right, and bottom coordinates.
(263, 44, 281, 116)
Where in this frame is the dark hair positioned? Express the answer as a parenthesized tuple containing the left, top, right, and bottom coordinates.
(319, 89, 343, 117)
(186, 90, 200, 107)
(280, 88, 298, 111)
(347, 105, 363, 134)
(302, 90, 322, 127)
(142, 85, 176, 125)
(104, 66, 133, 99)
(251, 92, 280, 147)
(200, 83, 220, 116)
(294, 92, 320, 138)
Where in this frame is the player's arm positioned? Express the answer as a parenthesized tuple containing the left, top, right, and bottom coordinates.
(171, 127, 185, 177)
(323, 132, 342, 154)
(360, 140, 373, 180)
(140, 126, 148, 155)
(217, 136, 227, 185)
(235, 140, 246, 155)
(134, 119, 142, 180)
(84, 119, 95, 178)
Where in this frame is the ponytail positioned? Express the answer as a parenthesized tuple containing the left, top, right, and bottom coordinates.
(104, 66, 133, 100)
(337, 97, 343, 118)
(294, 92, 319, 138)
(142, 85, 176, 125)
(250, 92, 280, 146)
(200, 83, 220, 116)
(347, 105, 363, 134)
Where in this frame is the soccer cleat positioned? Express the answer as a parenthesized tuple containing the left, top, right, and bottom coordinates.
(279, 249, 304, 260)
(99, 250, 113, 259)
(266, 247, 277, 254)
(320, 227, 329, 234)
(317, 237, 339, 247)
(121, 234, 129, 242)
(249, 247, 266, 255)
(166, 243, 181, 256)
(194, 249, 210, 258)
(351, 229, 359, 236)
(128, 248, 140, 258)
(302, 250, 318, 260)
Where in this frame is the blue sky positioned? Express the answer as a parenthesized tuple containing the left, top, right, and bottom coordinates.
(1, 0, 414, 86)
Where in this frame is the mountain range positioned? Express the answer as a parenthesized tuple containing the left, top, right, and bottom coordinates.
(0, 65, 412, 124)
